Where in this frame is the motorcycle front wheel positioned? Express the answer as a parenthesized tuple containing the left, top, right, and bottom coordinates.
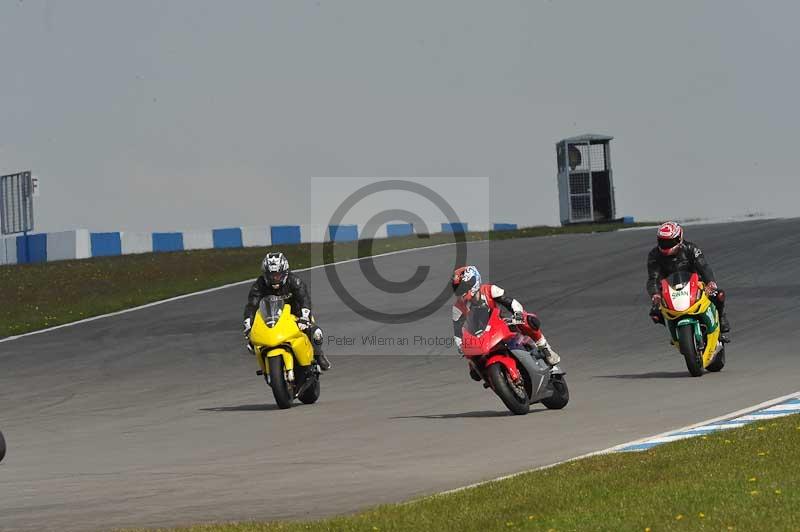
(487, 363, 529, 415)
(268, 356, 293, 409)
(678, 325, 704, 377)
(0, 430, 5, 462)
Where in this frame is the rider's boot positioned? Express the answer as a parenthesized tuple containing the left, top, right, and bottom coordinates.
(467, 362, 481, 382)
(535, 337, 561, 366)
(312, 329, 331, 371)
(719, 312, 731, 334)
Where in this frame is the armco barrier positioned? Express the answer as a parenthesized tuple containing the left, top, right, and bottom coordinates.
(1, 236, 18, 265)
(90, 232, 122, 257)
(121, 232, 153, 255)
(49, 230, 91, 261)
(1, 220, 555, 265)
(271, 225, 302, 245)
(16, 233, 47, 263)
(441, 222, 468, 233)
(328, 224, 358, 242)
(386, 223, 414, 237)
(182, 230, 213, 251)
(301, 224, 327, 243)
(152, 232, 184, 253)
(213, 228, 243, 249)
(241, 226, 270, 247)
(493, 223, 518, 231)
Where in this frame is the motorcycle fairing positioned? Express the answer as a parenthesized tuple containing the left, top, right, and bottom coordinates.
(461, 305, 560, 404)
(509, 348, 555, 403)
(249, 303, 314, 375)
(661, 273, 700, 312)
(461, 318, 514, 357)
(662, 294, 723, 369)
(664, 297, 719, 340)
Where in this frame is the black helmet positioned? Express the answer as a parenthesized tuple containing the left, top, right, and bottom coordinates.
(262, 252, 289, 288)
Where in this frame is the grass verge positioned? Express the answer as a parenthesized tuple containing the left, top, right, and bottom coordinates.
(127, 413, 800, 532)
(0, 222, 651, 337)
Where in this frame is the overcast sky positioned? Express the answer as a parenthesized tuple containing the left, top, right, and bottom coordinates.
(1, 0, 798, 233)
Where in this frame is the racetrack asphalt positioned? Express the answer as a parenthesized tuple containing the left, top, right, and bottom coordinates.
(1, 218, 799, 531)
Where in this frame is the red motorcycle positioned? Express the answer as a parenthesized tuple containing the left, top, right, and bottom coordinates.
(461, 305, 569, 415)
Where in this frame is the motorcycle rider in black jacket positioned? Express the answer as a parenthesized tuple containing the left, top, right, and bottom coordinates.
(647, 222, 730, 334)
(243, 252, 331, 370)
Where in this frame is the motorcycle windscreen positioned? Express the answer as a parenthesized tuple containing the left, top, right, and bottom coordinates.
(259, 295, 287, 327)
(665, 271, 693, 287)
(461, 305, 510, 355)
(463, 305, 492, 335)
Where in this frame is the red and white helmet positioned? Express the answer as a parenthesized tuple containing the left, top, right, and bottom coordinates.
(657, 221, 683, 256)
(452, 266, 482, 300)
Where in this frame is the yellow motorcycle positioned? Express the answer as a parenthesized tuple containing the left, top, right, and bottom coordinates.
(659, 271, 726, 377)
(249, 295, 321, 408)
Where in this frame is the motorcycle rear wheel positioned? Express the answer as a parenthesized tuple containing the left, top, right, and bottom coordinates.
(269, 356, 293, 409)
(706, 346, 726, 372)
(541, 375, 569, 410)
(678, 325, 704, 377)
(298, 368, 321, 404)
(487, 363, 529, 415)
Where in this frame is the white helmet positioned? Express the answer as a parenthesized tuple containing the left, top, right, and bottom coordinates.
(262, 252, 289, 288)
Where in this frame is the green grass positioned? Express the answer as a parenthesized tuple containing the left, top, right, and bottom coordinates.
(0, 222, 651, 337)
(127, 414, 800, 532)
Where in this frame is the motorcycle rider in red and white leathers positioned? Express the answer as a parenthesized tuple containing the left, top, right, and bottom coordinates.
(647, 221, 730, 334)
(451, 266, 561, 378)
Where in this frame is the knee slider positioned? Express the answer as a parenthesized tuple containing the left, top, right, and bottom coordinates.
(526, 314, 541, 330)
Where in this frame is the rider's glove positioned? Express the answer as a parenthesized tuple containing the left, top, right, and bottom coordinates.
(512, 310, 524, 324)
(300, 308, 313, 320)
(297, 318, 310, 331)
(649, 296, 663, 324)
(704, 281, 719, 296)
(243, 317, 252, 337)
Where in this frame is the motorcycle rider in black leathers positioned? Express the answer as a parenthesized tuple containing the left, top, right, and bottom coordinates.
(242, 252, 331, 370)
(647, 221, 730, 334)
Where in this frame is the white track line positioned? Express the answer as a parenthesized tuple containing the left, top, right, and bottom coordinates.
(423, 389, 800, 500)
(0, 241, 472, 344)
(7, 218, 779, 344)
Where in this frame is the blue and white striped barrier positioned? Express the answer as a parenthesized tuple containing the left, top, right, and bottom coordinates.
(441, 222, 469, 233)
(91, 232, 122, 257)
(0, 220, 524, 265)
(493, 223, 518, 231)
(614, 394, 800, 452)
(386, 223, 414, 237)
